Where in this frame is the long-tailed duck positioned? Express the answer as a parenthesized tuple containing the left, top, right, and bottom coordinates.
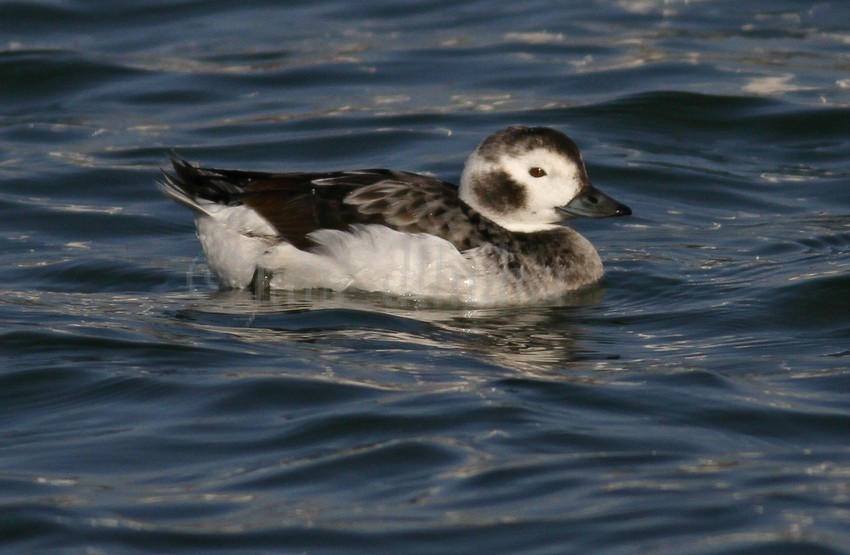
(157, 126, 631, 304)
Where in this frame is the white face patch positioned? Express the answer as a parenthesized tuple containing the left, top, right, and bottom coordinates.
(501, 147, 584, 208)
(460, 145, 587, 232)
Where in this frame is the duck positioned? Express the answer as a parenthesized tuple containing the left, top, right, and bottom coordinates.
(157, 126, 631, 305)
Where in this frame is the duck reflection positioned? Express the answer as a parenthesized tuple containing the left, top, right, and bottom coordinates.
(175, 285, 611, 378)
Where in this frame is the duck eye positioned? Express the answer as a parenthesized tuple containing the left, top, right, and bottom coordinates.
(529, 167, 546, 178)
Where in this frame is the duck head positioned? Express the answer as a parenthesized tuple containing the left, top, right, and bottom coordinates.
(459, 126, 631, 232)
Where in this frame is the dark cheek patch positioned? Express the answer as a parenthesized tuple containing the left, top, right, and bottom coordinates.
(471, 170, 527, 214)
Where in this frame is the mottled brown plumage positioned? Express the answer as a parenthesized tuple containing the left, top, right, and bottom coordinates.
(163, 158, 513, 252)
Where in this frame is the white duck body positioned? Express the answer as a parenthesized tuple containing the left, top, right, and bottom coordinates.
(157, 126, 631, 305)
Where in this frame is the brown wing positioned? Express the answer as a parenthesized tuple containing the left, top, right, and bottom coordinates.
(163, 156, 506, 251)
(342, 179, 496, 251)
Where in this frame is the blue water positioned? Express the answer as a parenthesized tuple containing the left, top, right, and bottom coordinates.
(2, 1, 850, 553)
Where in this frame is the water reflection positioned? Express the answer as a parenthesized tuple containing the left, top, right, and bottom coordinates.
(176, 286, 611, 377)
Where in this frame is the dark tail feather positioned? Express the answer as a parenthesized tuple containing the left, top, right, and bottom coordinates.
(156, 154, 247, 213)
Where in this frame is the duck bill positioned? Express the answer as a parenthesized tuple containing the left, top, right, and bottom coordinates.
(556, 185, 632, 219)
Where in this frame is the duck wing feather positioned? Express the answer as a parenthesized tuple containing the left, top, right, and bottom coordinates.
(162, 156, 506, 251)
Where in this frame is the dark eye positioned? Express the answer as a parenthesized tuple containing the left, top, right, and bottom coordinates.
(529, 167, 547, 178)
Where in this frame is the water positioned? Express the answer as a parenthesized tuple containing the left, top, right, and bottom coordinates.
(2, 1, 849, 553)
